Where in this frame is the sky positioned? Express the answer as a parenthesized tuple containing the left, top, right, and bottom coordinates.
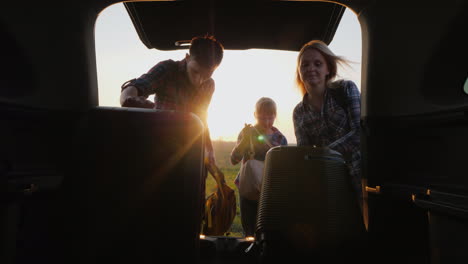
(94, 3, 361, 143)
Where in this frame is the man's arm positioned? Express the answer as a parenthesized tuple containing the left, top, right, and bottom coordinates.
(120, 85, 138, 105)
(204, 128, 215, 164)
(120, 60, 174, 109)
(120, 85, 155, 109)
(197, 79, 216, 165)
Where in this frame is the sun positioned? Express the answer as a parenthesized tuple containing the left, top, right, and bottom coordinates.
(206, 49, 301, 142)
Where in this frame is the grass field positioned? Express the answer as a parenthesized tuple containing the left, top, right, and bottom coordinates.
(205, 140, 244, 237)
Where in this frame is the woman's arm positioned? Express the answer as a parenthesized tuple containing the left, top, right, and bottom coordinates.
(293, 104, 312, 146)
(328, 80, 361, 154)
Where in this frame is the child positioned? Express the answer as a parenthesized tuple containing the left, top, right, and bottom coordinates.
(230, 97, 288, 237)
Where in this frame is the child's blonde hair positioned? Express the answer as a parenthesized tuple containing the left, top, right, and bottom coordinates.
(255, 97, 277, 116)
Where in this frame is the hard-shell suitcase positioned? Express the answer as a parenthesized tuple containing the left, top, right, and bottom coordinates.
(255, 145, 366, 261)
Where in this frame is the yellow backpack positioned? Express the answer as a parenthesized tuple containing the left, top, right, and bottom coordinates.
(202, 163, 237, 236)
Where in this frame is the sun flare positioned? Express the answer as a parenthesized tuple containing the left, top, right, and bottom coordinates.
(95, 4, 361, 145)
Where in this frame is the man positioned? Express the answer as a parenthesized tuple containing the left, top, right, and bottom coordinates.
(120, 35, 224, 166)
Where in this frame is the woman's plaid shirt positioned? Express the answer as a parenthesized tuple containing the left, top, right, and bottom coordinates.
(293, 80, 361, 195)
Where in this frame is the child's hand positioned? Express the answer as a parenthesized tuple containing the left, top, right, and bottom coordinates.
(239, 124, 253, 149)
(241, 123, 253, 137)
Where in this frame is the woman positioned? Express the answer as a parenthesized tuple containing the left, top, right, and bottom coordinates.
(231, 97, 288, 237)
(293, 39, 362, 205)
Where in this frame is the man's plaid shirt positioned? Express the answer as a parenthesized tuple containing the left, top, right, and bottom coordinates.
(122, 59, 214, 119)
(121, 59, 214, 149)
(293, 80, 362, 196)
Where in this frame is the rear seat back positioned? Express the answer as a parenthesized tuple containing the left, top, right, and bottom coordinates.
(67, 107, 206, 263)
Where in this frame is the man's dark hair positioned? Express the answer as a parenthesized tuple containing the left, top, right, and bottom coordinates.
(189, 35, 224, 69)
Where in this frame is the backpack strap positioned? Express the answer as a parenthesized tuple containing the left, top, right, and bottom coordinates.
(249, 134, 255, 159)
(328, 80, 348, 113)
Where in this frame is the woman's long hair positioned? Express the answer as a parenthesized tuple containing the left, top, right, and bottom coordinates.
(295, 40, 351, 96)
